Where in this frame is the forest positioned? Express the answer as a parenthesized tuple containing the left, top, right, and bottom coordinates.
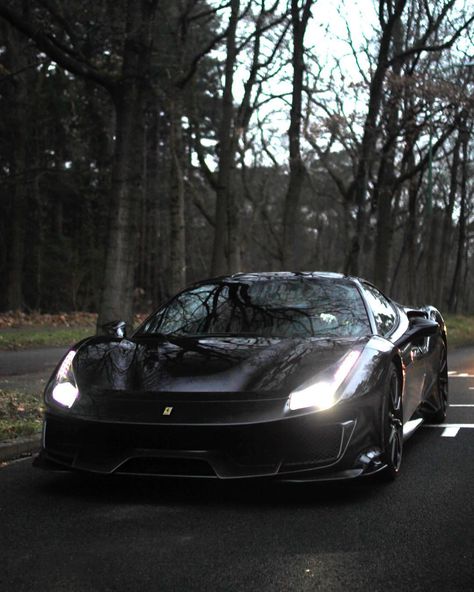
(0, 0, 473, 330)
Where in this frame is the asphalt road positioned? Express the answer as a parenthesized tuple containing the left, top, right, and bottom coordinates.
(0, 347, 67, 376)
(0, 347, 67, 394)
(1, 347, 473, 591)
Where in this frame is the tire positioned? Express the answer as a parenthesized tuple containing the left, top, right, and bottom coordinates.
(422, 341, 448, 424)
(380, 366, 403, 481)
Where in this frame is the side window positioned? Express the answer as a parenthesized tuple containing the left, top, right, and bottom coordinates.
(361, 283, 397, 336)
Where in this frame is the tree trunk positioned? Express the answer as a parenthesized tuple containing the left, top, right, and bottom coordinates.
(448, 125, 469, 312)
(405, 155, 419, 304)
(97, 85, 146, 329)
(227, 183, 241, 273)
(282, 0, 313, 270)
(169, 99, 187, 294)
(97, 1, 157, 331)
(373, 16, 403, 292)
(373, 162, 394, 291)
(211, 0, 240, 276)
(435, 124, 462, 307)
(144, 105, 163, 307)
(5, 27, 28, 311)
(345, 0, 407, 275)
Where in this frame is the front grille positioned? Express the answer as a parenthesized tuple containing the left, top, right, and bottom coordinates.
(44, 416, 281, 462)
(280, 425, 343, 470)
(118, 457, 216, 477)
(44, 414, 348, 476)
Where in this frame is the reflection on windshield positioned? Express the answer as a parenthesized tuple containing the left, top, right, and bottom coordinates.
(142, 279, 371, 339)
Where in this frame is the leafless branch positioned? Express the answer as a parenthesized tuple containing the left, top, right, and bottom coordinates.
(0, 3, 116, 91)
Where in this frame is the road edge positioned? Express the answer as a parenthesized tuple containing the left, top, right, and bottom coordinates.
(0, 434, 41, 463)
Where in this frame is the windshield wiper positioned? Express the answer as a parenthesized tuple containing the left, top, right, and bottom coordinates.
(177, 332, 261, 338)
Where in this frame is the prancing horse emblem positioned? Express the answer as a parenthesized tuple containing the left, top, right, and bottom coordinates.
(163, 406, 173, 416)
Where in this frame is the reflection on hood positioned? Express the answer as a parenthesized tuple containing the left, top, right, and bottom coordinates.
(74, 335, 369, 395)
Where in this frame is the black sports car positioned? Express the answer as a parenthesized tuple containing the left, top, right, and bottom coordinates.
(35, 272, 448, 481)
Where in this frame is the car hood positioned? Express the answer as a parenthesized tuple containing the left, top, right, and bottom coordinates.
(73, 334, 370, 396)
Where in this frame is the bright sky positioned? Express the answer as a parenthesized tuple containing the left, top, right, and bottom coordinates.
(203, 0, 379, 166)
(208, 0, 472, 168)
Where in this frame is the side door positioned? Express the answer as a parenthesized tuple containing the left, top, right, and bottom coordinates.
(360, 283, 426, 423)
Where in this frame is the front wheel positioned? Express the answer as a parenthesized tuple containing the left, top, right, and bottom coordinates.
(380, 366, 403, 481)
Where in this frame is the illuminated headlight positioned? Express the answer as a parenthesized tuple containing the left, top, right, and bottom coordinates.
(48, 350, 79, 408)
(52, 381, 79, 408)
(289, 351, 361, 411)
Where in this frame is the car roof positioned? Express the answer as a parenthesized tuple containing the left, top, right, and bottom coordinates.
(202, 271, 351, 283)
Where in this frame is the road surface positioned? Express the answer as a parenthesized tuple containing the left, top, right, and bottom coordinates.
(0, 347, 473, 591)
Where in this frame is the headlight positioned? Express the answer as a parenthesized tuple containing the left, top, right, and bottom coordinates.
(46, 350, 79, 408)
(289, 350, 361, 411)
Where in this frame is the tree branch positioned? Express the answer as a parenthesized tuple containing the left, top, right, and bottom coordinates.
(175, 27, 229, 89)
(388, 12, 474, 66)
(0, 3, 116, 91)
(185, 179, 215, 227)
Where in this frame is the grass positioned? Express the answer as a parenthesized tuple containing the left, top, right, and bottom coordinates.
(443, 314, 474, 349)
(0, 389, 44, 440)
(0, 311, 147, 351)
(0, 327, 94, 351)
(0, 314, 473, 350)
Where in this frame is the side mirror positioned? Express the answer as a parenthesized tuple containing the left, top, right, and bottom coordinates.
(405, 309, 427, 322)
(408, 316, 439, 337)
(102, 320, 127, 338)
(394, 317, 438, 349)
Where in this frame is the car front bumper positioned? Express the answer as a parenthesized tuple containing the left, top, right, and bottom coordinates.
(35, 394, 386, 481)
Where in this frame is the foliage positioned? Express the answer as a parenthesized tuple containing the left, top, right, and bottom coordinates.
(0, 327, 93, 351)
(0, 311, 98, 328)
(0, 389, 43, 440)
(0, 0, 473, 318)
(444, 315, 474, 349)
(0, 311, 149, 349)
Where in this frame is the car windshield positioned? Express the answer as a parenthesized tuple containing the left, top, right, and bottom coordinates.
(140, 278, 371, 339)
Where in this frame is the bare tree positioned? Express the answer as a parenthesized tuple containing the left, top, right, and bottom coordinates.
(3, 21, 29, 310)
(195, 0, 289, 276)
(0, 0, 159, 330)
(344, 0, 407, 275)
(282, 0, 314, 269)
(448, 117, 472, 312)
(211, 0, 240, 276)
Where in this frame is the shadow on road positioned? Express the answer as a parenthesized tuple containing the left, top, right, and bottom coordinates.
(36, 462, 399, 509)
(33, 420, 434, 508)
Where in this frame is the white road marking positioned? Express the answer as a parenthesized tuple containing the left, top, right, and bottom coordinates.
(424, 423, 474, 428)
(448, 374, 474, 378)
(449, 404, 474, 407)
(442, 427, 460, 437)
(443, 367, 474, 439)
(423, 424, 474, 439)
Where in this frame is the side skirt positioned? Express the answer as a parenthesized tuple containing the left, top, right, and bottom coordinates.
(403, 417, 424, 440)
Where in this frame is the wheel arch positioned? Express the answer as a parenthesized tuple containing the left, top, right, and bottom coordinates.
(391, 352, 404, 390)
